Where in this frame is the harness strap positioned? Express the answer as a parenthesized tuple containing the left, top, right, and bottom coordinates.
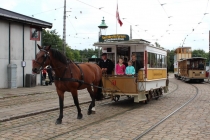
(75, 63, 84, 88)
(54, 77, 103, 89)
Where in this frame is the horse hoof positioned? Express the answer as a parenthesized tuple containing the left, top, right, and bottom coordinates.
(55, 119, 62, 124)
(87, 110, 92, 115)
(77, 114, 83, 119)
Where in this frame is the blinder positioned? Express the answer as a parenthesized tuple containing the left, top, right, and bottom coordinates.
(34, 49, 50, 72)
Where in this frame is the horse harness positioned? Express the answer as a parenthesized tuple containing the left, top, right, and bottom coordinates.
(34, 49, 102, 89)
(54, 62, 85, 89)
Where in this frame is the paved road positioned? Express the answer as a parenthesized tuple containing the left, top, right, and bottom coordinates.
(0, 76, 209, 140)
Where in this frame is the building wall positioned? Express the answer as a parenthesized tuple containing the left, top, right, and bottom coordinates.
(0, 19, 41, 88)
(0, 19, 9, 88)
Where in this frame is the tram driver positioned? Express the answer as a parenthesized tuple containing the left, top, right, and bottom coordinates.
(99, 53, 114, 75)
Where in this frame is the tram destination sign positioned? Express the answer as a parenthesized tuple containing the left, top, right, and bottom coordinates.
(99, 34, 129, 42)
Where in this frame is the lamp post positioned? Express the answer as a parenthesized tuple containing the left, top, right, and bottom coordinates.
(98, 17, 108, 57)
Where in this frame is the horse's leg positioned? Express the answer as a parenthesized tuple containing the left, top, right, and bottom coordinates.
(87, 85, 97, 115)
(56, 90, 64, 124)
(72, 90, 83, 119)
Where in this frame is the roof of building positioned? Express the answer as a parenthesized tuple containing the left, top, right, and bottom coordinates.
(0, 8, 52, 28)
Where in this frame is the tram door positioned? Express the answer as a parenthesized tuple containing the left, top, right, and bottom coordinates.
(117, 46, 130, 66)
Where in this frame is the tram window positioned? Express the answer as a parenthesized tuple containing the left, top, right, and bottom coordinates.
(148, 53, 166, 68)
(147, 52, 156, 68)
(148, 52, 151, 68)
(107, 53, 115, 64)
(162, 55, 166, 68)
(151, 53, 157, 68)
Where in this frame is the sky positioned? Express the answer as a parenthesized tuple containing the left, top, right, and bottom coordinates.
(1, 0, 210, 52)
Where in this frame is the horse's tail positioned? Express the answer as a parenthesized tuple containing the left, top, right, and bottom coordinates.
(95, 79, 103, 101)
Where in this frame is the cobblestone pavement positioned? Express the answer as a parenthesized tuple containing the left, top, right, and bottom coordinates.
(0, 76, 209, 140)
(0, 84, 92, 122)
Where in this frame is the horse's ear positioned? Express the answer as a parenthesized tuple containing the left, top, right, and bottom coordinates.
(45, 45, 51, 51)
(37, 44, 42, 50)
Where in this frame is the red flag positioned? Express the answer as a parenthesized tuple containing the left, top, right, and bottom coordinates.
(116, 4, 123, 26)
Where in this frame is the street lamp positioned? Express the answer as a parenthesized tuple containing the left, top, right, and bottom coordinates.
(98, 17, 108, 57)
(98, 17, 108, 36)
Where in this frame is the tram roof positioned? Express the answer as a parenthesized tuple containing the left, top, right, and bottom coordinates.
(93, 39, 167, 51)
(180, 57, 207, 61)
(93, 39, 150, 46)
(0, 8, 52, 28)
(174, 47, 191, 51)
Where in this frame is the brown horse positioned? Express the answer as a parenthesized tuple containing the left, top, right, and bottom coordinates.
(32, 45, 102, 124)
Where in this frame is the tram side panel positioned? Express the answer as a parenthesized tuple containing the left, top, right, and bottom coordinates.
(138, 69, 167, 92)
(102, 76, 138, 95)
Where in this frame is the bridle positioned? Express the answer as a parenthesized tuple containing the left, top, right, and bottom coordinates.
(34, 49, 50, 72)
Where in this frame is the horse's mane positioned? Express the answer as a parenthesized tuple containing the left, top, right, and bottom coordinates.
(50, 49, 68, 64)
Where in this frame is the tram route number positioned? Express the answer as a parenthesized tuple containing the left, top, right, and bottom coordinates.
(111, 80, 116, 86)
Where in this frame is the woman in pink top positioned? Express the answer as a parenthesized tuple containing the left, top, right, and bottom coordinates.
(116, 58, 126, 75)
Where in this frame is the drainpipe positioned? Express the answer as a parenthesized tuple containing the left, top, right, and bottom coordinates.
(23, 24, 25, 87)
(9, 22, 11, 64)
(40, 29, 43, 85)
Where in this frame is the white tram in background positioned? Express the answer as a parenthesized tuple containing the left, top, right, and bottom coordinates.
(174, 47, 192, 79)
(93, 39, 168, 103)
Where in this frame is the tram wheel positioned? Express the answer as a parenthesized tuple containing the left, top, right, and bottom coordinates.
(113, 95, 120, 102)
(155, 90, 159, 100)
(127, 95, 132, 99)
(146, 93, 151, 102)
(159, 88, 163, 96)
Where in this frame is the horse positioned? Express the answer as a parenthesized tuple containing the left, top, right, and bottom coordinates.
(32, 45, 103, 124)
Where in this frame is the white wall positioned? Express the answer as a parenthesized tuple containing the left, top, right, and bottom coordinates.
(0, 19, 41, 88)
(0, 19, 9, 88)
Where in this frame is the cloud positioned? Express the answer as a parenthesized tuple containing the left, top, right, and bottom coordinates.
(1, 0, 18, 10)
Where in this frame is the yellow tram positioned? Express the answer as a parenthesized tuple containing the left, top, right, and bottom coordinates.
(93, 39, 168, 103)
(178, 57, 206, 82)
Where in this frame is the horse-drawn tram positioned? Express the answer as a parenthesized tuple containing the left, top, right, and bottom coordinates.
(93, 39, 168, 103)
(178, 57, 206, 83)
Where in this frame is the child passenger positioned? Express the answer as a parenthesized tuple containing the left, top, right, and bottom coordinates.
(116, 58, 126, 75)
(125, 61, 135, 75)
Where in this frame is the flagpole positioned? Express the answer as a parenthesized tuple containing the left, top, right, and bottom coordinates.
(116, 0, 118, 34)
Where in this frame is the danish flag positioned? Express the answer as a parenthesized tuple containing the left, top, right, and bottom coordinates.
(116, 4, 123, 26)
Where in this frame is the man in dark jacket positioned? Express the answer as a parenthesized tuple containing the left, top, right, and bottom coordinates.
(99, 53, 114, 75)
(96, 53, 114, 101)
(47, 65, 53, 85)
(131, 53, 142, 74)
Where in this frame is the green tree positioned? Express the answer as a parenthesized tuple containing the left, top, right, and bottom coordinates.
(167, 50, 174, 72)
(192, 49, 207, 58)
(42, 29, 63, 52)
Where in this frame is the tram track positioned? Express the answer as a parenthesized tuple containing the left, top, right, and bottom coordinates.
(0, 80, 190, 140)
(133, 82, 199, 140)
(0, 91, 87, 108)
(0, 98, 139, 139)
(44, 81, 181, 139)
(0, 97, 116, 131)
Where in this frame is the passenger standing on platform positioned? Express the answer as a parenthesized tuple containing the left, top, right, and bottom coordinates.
(116, 58, 125, 75)
(131, 53, 141, 74)
(47, 65, 53, 85)
(125, 61, 135, 75)
(99, 53, 114, 75)
(42, 67, 47, 80)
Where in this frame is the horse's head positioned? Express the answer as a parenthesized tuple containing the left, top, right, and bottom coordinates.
(32, 44, 51, 74)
